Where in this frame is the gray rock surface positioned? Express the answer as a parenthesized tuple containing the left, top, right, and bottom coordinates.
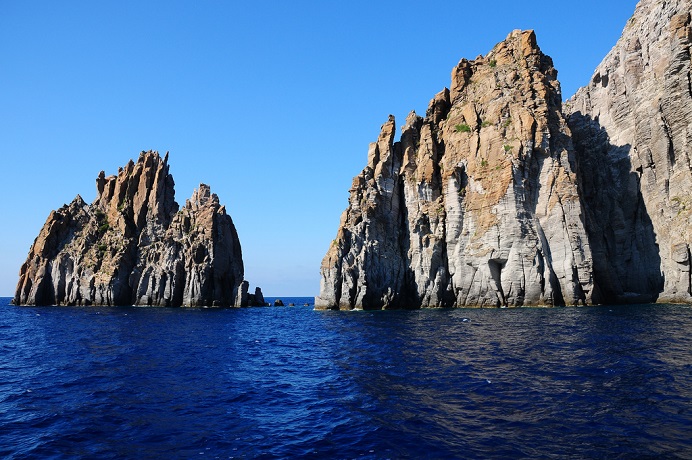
(14, 151, 261, 307)
(316, 31, 597, 309)
(567, 0, 692, 303)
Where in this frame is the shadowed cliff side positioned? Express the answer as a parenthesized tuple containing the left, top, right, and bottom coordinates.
(316, 30, 597, 310)
(14, 151, 263, 307)
(568, 113, 662, 303)
(567, 0, 691, 303)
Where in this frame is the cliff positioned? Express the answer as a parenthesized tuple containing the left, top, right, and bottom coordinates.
(14, 151, 263, 307)
(316, 30, 597, 309)
(567, 0, 692, 303)
(318, 0, 692, 310)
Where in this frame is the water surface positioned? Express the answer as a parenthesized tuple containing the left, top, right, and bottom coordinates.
(1, 298, 691, 458)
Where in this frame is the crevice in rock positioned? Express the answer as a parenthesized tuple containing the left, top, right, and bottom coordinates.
(488, 258, 507, 307)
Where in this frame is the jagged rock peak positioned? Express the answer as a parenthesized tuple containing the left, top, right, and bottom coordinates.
(186, 183, 221, 211)
(566, 0, 692, 304)
(450, 30, 559, 104)
(14, 151, 262, 307)
(93, 150, 177, 244)
(316, 30, 595, 310)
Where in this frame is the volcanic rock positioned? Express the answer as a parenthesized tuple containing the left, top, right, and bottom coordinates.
(318, 0, 692, 309)
(14, 151, 261, 307)
(316, 30, 596, 309)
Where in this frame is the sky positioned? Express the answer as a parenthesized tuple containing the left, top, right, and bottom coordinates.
(0, 0, 638, 297)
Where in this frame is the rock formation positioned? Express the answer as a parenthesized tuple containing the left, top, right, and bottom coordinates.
(567, 0, 692, 303)
(317, 0, 692, 309)
(14, 151, 262, 307)
(317, 30, 597, 309)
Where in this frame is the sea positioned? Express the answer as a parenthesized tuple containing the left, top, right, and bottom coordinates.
(1, 297, 692, 459)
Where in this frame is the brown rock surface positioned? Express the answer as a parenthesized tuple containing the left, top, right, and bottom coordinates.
(14, 151, 259, 307)
(316, 30, 596, 310)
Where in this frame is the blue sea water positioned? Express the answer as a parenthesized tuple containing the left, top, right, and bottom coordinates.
(1, 297, 692, 459)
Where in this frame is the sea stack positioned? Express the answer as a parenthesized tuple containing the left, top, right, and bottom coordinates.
(14, 151, 263, 307)
(317, 30, 596, 309)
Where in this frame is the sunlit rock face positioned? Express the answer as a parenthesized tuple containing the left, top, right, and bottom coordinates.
(317, 31, 597, 309)
(567, 0, 692, 303)
(14, 151, 260, 307)
(318, 0, 692, 310)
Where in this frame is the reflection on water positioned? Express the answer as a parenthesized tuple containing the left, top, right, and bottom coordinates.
(1, 300, 691, 458)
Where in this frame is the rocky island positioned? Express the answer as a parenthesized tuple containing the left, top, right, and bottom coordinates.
(14, 151, 263, 307)
(316, 0, 692, 309)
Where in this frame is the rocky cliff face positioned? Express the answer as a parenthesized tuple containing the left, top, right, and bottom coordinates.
(567, 0, 692, 303)
(318, 0, 692, 309)
(14, 151, 262, 307)
(317, 31, 597, 309)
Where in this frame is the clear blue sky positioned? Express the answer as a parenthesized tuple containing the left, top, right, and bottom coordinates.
(0, 0, 637, 296)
